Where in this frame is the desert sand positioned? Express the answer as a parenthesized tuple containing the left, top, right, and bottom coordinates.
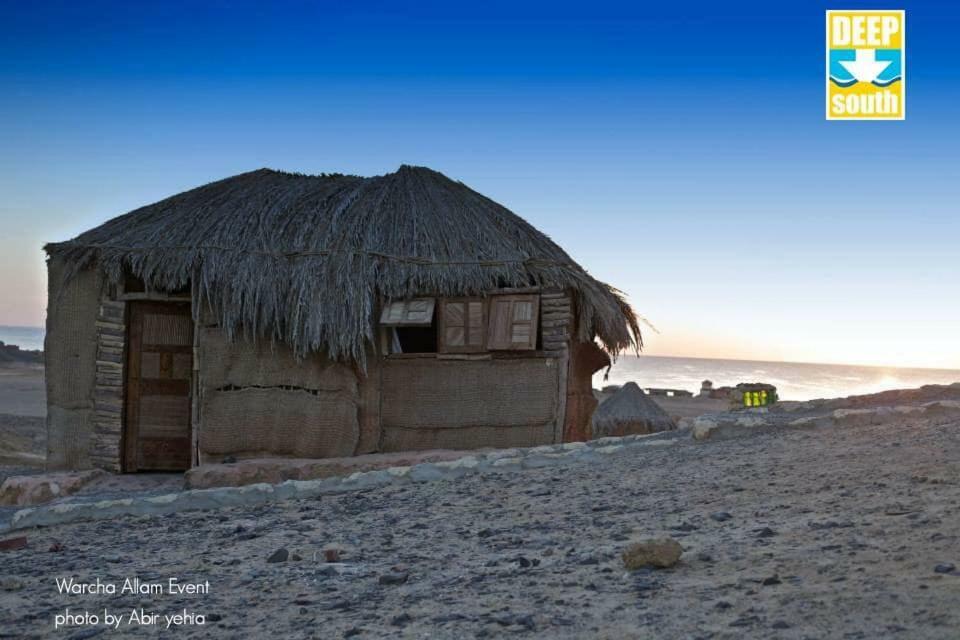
(1, 366, 959, 638)
(0, 363, 45, 469)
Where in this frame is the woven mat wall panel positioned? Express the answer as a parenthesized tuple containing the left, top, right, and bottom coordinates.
(45, 261, 101, 409)
(381, 358, 559, 430)
(200, 387, 358, 458)
(45, 406, 93, 470)
(382, 423, 554, 452)
(198, 327, 355, 393)
(142, 313, 192, 346)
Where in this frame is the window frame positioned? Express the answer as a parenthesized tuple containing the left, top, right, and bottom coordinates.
(438, 297, 488, 353)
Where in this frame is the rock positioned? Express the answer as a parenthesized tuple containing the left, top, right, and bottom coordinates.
(622, 538, 683, 570)
(0, 469, 107, 506)
(0, 536, 27, 551)
(761, 574, 782, 586)
(391, 613, 412, 626)
(709, 512, 733, 522)
(1, 576, 24, 591)
(379, 570, 409, 585)
(185, 450, 476, 489)
(934, 563, 955, 574)
(324, 548, 341, 563)
(755, 527, 777, 538)
(267, 548, 289, 563)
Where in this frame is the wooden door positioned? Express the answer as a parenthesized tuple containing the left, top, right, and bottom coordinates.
(123, 302, 194, 471)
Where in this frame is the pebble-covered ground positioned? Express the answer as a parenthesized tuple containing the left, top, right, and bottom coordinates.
(2, 414, 959, 639)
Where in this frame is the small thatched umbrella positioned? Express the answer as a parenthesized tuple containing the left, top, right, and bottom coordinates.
(591, 382, 676, 438)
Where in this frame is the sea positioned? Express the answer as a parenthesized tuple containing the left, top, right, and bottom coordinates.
(0, 325, 44, 352)
(600, 355, 960, 402)
(2, 326, 958, 401)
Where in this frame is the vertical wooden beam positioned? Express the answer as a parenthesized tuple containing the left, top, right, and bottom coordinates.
(122, 304, 142, 471)
(191, 298, 201, 468)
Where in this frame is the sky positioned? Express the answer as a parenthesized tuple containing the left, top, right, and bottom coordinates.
(1, 0, 958, 369)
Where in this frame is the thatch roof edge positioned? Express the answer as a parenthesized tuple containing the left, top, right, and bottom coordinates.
(45, 166, 643, 364)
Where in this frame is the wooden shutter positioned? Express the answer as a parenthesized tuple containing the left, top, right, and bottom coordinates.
(439, 298, 487, 353)
(380, 298, 435, 326)
(488, 294, 540, 350)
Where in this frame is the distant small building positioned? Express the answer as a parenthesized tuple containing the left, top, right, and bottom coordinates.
(734, 383, 778, 408)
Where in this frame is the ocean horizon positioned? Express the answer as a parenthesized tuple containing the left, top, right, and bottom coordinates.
(0, 325, 44, 351)
(600, 354, 960, 402)
(3, 325, 958, 401)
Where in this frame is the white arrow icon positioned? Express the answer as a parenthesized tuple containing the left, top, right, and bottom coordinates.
(839, 49, 892, 83)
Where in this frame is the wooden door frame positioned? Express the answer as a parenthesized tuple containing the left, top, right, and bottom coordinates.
(122, 300, 193, 472)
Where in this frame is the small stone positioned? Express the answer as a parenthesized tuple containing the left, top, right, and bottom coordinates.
(710, 512, 733, 522)
(697, 552, 714, 563)
(379, 571, 409, 585)
(755, 527, 777, 538)
(762, 574, 782, 586)
(934, 563, 955, 574)
(49, 542, 66, 553)
(267, 548, 289, 563)
(391, 613, 412, 626)
(324, 548, 341, 563)
(772, 621, 791, 629)
(1, 576, 24, 591)
(622, 537, 683, 570)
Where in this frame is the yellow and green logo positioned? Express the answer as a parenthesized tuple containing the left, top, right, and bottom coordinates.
(826, 10, 905, 120)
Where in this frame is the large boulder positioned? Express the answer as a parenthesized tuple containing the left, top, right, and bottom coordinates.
(591, 382, 676, 438)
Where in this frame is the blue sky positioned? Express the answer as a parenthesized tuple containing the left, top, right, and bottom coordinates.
(1, 1, 958, 368)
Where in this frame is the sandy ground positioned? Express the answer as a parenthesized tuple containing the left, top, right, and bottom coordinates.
(2, 366, 959, 638)
(0, 363, 45, 472)
(0, 363, 45, 418)
(2, 405, 958, 638)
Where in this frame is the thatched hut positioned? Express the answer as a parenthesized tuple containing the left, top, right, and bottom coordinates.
(591, 382, 675, 437)
(44, 166, 641, 472)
